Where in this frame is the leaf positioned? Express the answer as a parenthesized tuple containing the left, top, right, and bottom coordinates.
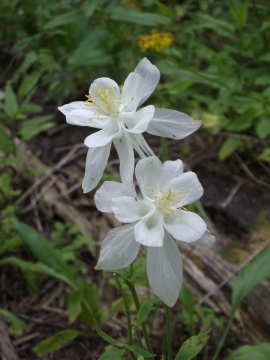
(94, 319, 119, 346)
(18, 115, 54, 141)
(113, 258, 146, 282)
(126, 344, 156, 357)
(232, 249, 270, 313)
(0, 122, 14, 155)
(192, 13, 235, 37)
(81, 0, 100, 17)
(18, 69, 44, 98)
(256, 116, 270, 139)
(228, 108, 257, 132)
(15, 223, 78, 288)
(218, 138, 242, 161)
(136, 298, 157, 325)
(0, 237, 23, 255)
(68, 290, 82, 324)
(98, 347, 125, 360)
(259, 147, 270, 163)
(154, 1, 174, 17)
(175, 328, 211, 360)
(13, 51, 38, 81)
(34, 330, 83, 354)
(43, 11, 84, 29)
(20, 103, 43, 113)
(0, 309, 25, 336)
(225, 343, 270, 360)
(5, 85, 18, 119)
(110, 7, 171, 26)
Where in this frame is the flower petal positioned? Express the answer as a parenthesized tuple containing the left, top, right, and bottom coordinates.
(134, 211, 164, 247)
(135, 156, 162, 199)
(164, 210, 207, 243)
(190, 229, 216, 247)
(121, 105, 155, 134)
(94, 181, 131, 213)
(113, 132, 135, 194)
(84, 122, 120, 148)
(65, 109, 106, 129)
(134, 58, 160, 106)
(162, 160, 184, 190)
(121, 72, 145, 112)
(95, 223, 140, 270)
(112, 197, 153, 223)
(167, 172, 203, 206)
(147, 109, 202, 139)
(58, 101, 91, 115)
(147, 231, 182, 307)
(89, 77, 120, 99)
(82, 142, 111, 193)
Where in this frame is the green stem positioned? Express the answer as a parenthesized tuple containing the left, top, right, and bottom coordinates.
(114, 275, 133, 346)
(165, 305, 172, 360)
(212, 311, 235, 360)
(135, 327, 144, 349)
(126, 281, 153, 354)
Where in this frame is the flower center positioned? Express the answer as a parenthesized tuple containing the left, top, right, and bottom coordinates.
(85, 86, 122, 118)
(148, 186, 187, 222)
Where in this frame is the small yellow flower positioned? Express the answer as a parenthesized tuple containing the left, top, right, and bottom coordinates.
(137, 29, 173, 53)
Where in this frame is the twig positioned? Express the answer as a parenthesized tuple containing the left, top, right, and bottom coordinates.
(0, 317, 20, 360)
(56, 181, 82, 200)
(13, 332, 40, 346)
(31, 195, 43, 232)
(235, 153, 270, 190)
(198, 238, 270, 305)
(220, 181, 242, 208)
(16, 144, 85, 205)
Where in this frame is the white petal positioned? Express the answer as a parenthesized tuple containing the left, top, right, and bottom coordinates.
(167, 172, 203, 206)
(132, 133, 155, 157)
(135, 156, 162, 199)
(112, 197, 153, 223)
(162, 160, 184, 189)
(134, 58, 160, 106)
(94, 181, 131, 213)
(84, 122, 120, 148)
(58, 101, 91, 115)
(164, 210, 207, 243)
(134, 211, 164, 247)
(121, 105, 155, 134)
(190, 229, 216, 247)
(96, 223, 140, 270)
(121, 72, 145, 112)
(147, 231, 182, 307)
(89, 77, 120, 99)
(113, 132, 135, 194)
(147, 109, 202, 139)
(65, 109, 106, 129)
(82, 142, 111, 193)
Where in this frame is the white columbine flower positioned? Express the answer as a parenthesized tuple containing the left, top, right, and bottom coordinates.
(94, 156, 216, 307)
(59, 58, 202, 193)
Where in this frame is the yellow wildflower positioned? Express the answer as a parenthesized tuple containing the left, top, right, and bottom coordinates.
(138, 29, 173, 52)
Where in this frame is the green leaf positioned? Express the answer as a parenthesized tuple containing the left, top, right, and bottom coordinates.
(5, 85, 18, 119)
(94, 319, 119, 346)
(34, 330, 83, 354)
(81, 0, 100, 17)
(20, 103, 43, 113)
(15, 223, 78, 288)
(228, 108, 257, 132)
(18, 69, 44, 98)
(126, 344, 156, 357)
(192, 13, 235, 37)
(68, 290, 82, 324)
(256, 116, 270, 139)
(154, 1, 174, 17)
(18, 115, 54, 141)
(218, 138, 242, 161)
(43, 11, 84, 29)
(110, 7, 171, 26)
(0, 122, 14, 155)
(13, 51, 38, 81)
(232, 249, 270, 313)
(225, 343, 270, 360)
(175, 328, 211, 360)
(113, 258, 146, 282)
(0, 309, 25, 336)
(98, 347, 125, 360)
(0, 236, 23, 255)
(136, 298, 157, 325)
(259, 147, 270, 163)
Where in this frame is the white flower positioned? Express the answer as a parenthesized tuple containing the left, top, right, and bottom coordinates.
(59, 58, 202, 193)
(94, 156, 215, 307)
